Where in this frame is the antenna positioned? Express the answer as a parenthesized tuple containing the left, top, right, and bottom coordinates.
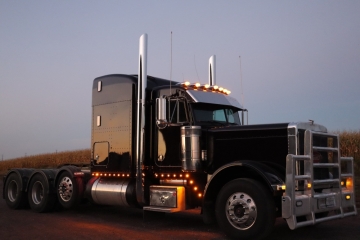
(239, 56, 244, 106)
(194, 55, 200, 82)
(170, 31, 172, 96)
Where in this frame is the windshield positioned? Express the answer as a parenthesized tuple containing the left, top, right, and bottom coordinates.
(192, 103, 241, 125)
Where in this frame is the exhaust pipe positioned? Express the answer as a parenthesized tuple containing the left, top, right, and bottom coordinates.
(136, 34, 147, 205)
(209, 55, 216, 86)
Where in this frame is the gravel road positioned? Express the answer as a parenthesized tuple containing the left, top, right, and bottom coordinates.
(1, 180, 359, 240)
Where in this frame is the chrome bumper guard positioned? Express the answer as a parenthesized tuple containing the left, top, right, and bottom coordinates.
(282, 130, 357, 230)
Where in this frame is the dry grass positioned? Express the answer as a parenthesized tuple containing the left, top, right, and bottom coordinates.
(0, 149, 90, 175)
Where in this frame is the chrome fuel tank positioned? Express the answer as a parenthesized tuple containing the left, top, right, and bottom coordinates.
(88, 177, 135, 206)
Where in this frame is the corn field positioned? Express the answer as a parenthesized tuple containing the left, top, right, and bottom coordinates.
(0, 149, 90, 174)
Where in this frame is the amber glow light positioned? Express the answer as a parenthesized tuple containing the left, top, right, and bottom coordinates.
(346, 178, 353, 189)
(185, 174, 189, 178)
(194, 187, 198, 191)
(346, 195, 351, 200)
(307, 183, 312, 188)
(198, 193, 202, 197)
(184, 81, 190, 86)
(195, 83, 200, 87)
(189, 180, 194, 184)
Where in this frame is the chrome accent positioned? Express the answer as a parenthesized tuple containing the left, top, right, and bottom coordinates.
(186, 90, 243, 109)
(282, 130, 357, 230)
(31, 181, 44, 205)
(181, 126, 201, 172)
(209, 55, 216, 86)
(144, 186, 185, 213)
(90, 178, 131, 206)
(201, 150, 207, 161)
(7, 180, 18, 202)
(58, 176, 73, 202)
(97, 81, 102, 92)
(225, 192, 257, 230)
(160, 179, 187, 186)
(156, 96, 167, 129)
(136, 33, 148, 205)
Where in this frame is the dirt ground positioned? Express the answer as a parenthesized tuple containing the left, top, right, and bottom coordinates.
(0, 180, 359, 240)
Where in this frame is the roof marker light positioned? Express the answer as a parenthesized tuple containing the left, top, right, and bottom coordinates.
(213, 85, 219, 90)
(195, 83, 200, 87)
(184, 81, 190, 86)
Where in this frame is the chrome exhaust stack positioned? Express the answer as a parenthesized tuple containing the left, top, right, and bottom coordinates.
(136, 34, 148, 205)
(209, 55, 216, 86)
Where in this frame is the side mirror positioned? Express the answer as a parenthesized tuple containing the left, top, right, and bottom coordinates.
(156, 97, 168, 129)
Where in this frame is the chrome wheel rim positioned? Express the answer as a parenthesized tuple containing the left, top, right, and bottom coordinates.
(31, 181, 44, 205)
(8, 180, 18, 202)
(225, 192, 257, 230)
(58, 176, 73, 202)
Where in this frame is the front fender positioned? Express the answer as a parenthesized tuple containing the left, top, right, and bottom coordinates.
(204, 160, 285, 203)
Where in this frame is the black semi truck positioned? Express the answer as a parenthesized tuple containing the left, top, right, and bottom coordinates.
(3, 34, 357, 239)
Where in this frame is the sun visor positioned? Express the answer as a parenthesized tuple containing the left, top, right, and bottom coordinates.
(186, 90, 243, 109)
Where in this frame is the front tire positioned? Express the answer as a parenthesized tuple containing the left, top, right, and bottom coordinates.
(4, 173, 28, 209)
(28, 174, 56, 212)
(215, 178, 275, 240)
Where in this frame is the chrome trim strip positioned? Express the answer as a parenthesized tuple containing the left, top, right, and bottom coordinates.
(209, 55, 216, 86)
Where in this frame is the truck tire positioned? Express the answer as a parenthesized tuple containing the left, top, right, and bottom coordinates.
(4, 173, 28, 209)
(56, 171, 83, 209)
(215, 178, 275, 240)
(28, 174, 56, 212)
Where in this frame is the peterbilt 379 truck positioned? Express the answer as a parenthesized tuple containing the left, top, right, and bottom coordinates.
(3, 34, 357, 239)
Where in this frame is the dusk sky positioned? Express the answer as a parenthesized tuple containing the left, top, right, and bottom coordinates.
(1, 1, 359, 160)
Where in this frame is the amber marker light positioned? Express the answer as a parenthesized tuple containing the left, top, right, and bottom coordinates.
(219, 87, 223, 92)
(307, 183, 312, 188)
(341, 181, 344, 186)
(281, 185, 286, 190)
(213, 85, 219, 90)
(184, 81, 190, 86)
(189, 180, 194, 184)
(194, 187, 198, 191)
(198, 193, 202, 197)
(346, 195, 351, 200)
(179, 174, 183, 177)
(195, 83, 200, 87)
(185, 174, 189, 178)
(346, 178, 353, 188)
(204, 84, 210, 88)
